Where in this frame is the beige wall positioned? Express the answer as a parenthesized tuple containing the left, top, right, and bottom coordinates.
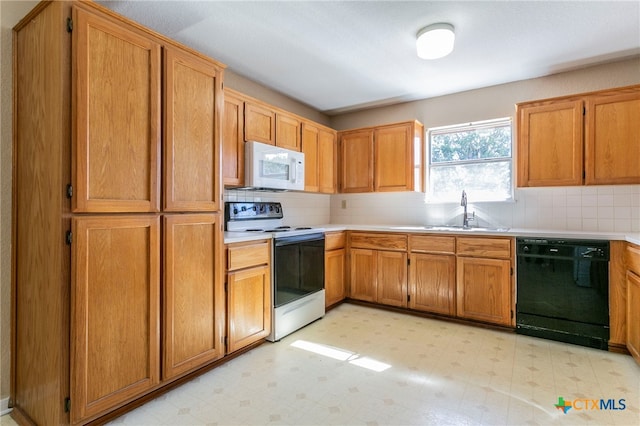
(329, 57, 640, 131)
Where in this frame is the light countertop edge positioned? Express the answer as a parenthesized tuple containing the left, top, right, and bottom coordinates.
(225, 224, 640, 245)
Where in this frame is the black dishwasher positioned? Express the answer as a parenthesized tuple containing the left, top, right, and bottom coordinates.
(516, 238, 609, 350)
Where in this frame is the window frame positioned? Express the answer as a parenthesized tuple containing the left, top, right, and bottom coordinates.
(426, 117, 514, 203)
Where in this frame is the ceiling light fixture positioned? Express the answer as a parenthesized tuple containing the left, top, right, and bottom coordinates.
(416, 23, 455, 60)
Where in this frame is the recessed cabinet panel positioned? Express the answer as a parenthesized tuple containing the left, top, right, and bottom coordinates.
(409, 253, 455, 315)
(164, 48, 220, 211)
(223, 92, 245, 186)
(73, 7, 161, 212)
(163, 214, 224, 379)
(586, 91, 640, 185)
(340, 130, 374, 193)
(245, 102, 275, 145)
(350, 248, 377, 302)
(302, 123, 320, 192)
(71, 215, 160, 422)
(318, 128, 337, 193)
(375, 124, 412, 191)
(376, 251, 408, 307)
(325, 248, 346, 307)
(276, 113, 301, 151)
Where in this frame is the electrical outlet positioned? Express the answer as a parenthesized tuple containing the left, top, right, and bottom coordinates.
(341, 200, 347, 209)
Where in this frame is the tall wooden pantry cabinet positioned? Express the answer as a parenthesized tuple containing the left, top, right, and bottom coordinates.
(12, 1, 225, 424)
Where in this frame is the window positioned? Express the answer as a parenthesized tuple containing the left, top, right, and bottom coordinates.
(427, 117, 513, 203)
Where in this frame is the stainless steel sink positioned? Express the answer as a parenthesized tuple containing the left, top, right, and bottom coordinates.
(391, 225, 509, 232)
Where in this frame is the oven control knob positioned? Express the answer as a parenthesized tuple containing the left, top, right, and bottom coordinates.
(522, 246, 530, 253)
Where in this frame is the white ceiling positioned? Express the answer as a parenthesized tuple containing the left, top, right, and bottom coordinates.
(98, 0, 640, 115)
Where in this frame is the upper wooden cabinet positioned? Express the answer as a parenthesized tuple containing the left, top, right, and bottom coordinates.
(276, 112, 302, 151)
(626, 243, 640, 365)
(302, 121, 337, 193)
(339, 120, 424, 193)
(163, 47, 222, 212)
(245, 101, 276, 145)
(73, 6, 162, 212)
(223, 90, 245, 186)
(517, 85, 640, 187)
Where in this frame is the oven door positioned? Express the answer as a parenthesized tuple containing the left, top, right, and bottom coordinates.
(273, 233, 324, 307)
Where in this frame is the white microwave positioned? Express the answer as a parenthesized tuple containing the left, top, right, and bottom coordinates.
(245, 141, 305, 191)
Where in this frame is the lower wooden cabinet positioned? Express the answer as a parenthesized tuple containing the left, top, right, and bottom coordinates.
(325, 232, 346, 307)
(409, 253, 456, 315)
(627, 243, 640, 365)
(71, 216, 161, 422)
(163, 214, 225, 379)
(456, 256, 512, 326)
(225, 240, 272, 353)
(349, 248, 407, 307)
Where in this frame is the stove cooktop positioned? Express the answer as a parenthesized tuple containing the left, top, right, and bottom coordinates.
(225, 202, 323, 237)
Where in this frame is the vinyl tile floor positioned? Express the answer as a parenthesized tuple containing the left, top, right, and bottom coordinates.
(3, 303, 639, 425)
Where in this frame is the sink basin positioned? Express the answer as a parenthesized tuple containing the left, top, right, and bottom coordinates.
(423, 225, 510, 232)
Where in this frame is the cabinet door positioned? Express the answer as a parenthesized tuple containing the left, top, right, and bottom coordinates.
(340, 130, 374, 193)
(223, 92, 245, 186)
(164, 48, 221, 211)
(516, 100, 583, 187)
(163, 214, 224, 379)
(227, 265, 271, 353)
(627, 271, 640, 364)
(245, 102, 275, 145)
(318, 128, 337, 194)
(72, 7, 161, 212)
(376, 251, 408, 307)
(276, 112, 301, 151)
(350, 248, 377, 302)
(409, 253, 455, 315)
(456, 257, 512, 326)
(302, 123, 320, 192)
(375, 124, 412, 191)
(585, 89, 640, 185)
(71, 216, 160, 422)
(325, 249, 346, 307)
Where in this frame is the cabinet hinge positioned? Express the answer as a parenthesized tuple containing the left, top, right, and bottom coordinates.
(407, 258, 410, 266)
(224, 336, 228, 351)
(407, 295, 411, 303)
(511, 310, 514, 320)
(510, 267, 513, 276)
(224, 281, 227, 292)
(583, 106, 586, 115)
(64, 397, 71, 413)
(65, 231, 72, 245)
(66, 17, 73, 33)
(66, 184, 73, 199)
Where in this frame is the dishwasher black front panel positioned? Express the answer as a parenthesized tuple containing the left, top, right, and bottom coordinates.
(516, 238, 610, 350)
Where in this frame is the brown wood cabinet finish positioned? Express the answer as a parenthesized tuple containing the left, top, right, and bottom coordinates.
(276, 112, 302, 151)
(73, 6, 162, 212)
(163, 47, 222, 211)
(349, 232, 408, 251)
(13, 2, 226, 424)
(163, 214, 225, 379)
(374, 123, 413, 192)
(456, 256, 512, 326)
(349, 248, 377, 302)
(627, 244, 640, 364)
(409, 253, 456, 316)
(609, 241, 628, 347)
(457, 237, 511, 259)
(340, 130, 374, 193)
(410, 235, 455, 254)
(225, 240, 272, 353)
(302, 121, 337, 193)
(245, 101, 276, 145)
(222, 90, 245, 186)
(71, 216, 161, 422)
(517, 85, 640, 187)
(325, 248, 346, 307)
(376, 250, 408, 307)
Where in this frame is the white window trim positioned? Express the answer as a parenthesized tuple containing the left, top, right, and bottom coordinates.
(426, 117, 514, 204)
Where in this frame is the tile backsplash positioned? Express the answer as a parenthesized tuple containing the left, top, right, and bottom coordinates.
(226, 185, 640, 233)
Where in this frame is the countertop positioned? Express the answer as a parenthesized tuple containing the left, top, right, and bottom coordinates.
(225, 224, 640, 245)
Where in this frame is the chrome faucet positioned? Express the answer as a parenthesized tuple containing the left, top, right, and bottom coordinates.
(461, 190, 474, 228)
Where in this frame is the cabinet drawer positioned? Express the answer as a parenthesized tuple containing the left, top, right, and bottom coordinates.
(457, 237, 511, 259)
(628, 243, 640, 275)
(227, 240, 270, 271)
(325, 232, 346, 250)
(410, 235, 455, 254)
(350, 232, 407, 251)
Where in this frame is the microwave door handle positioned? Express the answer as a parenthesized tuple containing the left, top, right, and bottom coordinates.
(290, 158, 297, 183)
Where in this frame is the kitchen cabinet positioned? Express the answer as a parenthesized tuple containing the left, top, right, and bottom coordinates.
(409, 235, 456, 316)
(163, 47, 221, 211)
(245, 101, 276, 145)
(325, 232, 346, 307)
(517, 85, 640, 187)
(222, 89, 245, 186)
(456, 237, 513, 326)
(12, 2, 225, 424)
(302, 121, 338, 193)
(163, 214, 225, 379)
(276, 112, 302, 151)
(626, 243, 640, 364)
(73, 5, 161, 213)
(226, 240, 272, 353)
(349, 233, 408, 307)
(71, 216, 161, 422)
(339, 121, 424, 193)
